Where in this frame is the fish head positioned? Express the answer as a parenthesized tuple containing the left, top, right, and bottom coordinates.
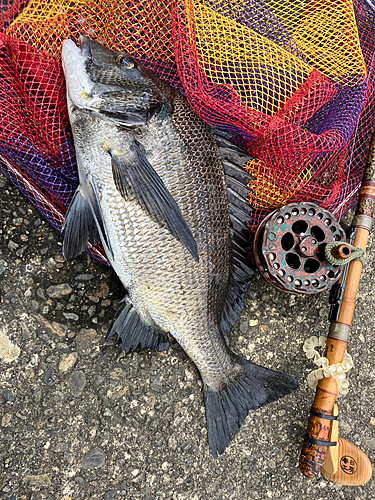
(62, 36, 164, 125)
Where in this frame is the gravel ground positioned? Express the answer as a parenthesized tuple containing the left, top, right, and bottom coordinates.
(0, 170, 374, 500)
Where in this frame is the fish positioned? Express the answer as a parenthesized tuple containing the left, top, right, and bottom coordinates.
(61, 36, 298, 457)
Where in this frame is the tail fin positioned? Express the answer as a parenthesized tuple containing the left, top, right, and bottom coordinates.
(204, 357, 298, 458)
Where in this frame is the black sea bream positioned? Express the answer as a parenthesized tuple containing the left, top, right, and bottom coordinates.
(61, 36, 298, 457)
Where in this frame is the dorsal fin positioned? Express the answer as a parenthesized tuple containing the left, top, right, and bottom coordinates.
(212, 128, 257, 333)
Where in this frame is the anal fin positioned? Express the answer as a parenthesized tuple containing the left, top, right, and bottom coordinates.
(105, 296, 170, 353)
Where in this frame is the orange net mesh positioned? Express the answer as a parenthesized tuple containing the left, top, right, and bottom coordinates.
(1, 0, 375, 262)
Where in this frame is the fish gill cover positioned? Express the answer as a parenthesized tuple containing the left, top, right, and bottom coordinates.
(0, 0, 375, 263)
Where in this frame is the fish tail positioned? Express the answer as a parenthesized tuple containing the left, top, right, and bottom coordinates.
(204, 357, 298, 458)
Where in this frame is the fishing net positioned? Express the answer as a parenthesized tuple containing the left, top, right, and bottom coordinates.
(1, 0, 375, 264)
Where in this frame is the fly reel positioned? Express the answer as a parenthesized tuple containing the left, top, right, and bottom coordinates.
(253, 202, 346, 294)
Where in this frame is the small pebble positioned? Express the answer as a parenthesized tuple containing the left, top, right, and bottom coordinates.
(368, 438, 375, 450)
(75, 328, 101, 355)
(51, 322, 69, 337)
(24, 366, 34, 378)
(1, 413, 12, 426)
(23, 474, 51, 486)
(59, 352, 78, 372)
(239, 320, 248, 334)
(0, 328, 20, 362)
(63, 313, 79, 321)
(32, 387, 42, 404)
(42, 367, 56, 386)
(319, 307, 328, 318)
(181, 441, 192, 452)
(88, 305, 96, 317)
(75, 273, 95, 281)
(8, 240, 19, 250)
(1, 389, 15, 403)
(68, 371, 87, 396)
(93, 375, 105, 387)
(16, 246, 28, 257)
(88, 295, 100, 303)
(54, 253, 65, 263)
(46, 283, 73, 298)
(28, 300, 40, 311)
(103, 491, 116, 499)
(150, 376, 163, 393)
(259, 325, 269, 334)
(82, 448, 106, 469)
(36, 314, 68, 337)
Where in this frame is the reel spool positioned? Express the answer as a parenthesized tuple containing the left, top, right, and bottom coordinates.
(254, 202, 346, 294)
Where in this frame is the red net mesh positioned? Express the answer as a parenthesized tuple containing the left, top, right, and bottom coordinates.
(1, 0, 375, 264)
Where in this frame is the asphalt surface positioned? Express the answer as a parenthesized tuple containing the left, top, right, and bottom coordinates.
(0, 170, 374, 500)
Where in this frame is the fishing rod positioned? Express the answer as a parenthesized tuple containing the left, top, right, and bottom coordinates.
(299, 132, 375, 485)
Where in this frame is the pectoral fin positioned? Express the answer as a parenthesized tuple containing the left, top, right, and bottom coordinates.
(110, 141, 198, 262)
(62, 181, 113, 261)
(62, 187, 100, 261)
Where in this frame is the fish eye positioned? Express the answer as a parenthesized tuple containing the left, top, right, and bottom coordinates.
(115, 54, 134, 69)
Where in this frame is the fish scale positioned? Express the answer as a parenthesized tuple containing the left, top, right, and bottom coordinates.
(61, 35, 298, 458)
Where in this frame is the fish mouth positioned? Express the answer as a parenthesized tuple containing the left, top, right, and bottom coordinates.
(62, 37, 95, 108)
